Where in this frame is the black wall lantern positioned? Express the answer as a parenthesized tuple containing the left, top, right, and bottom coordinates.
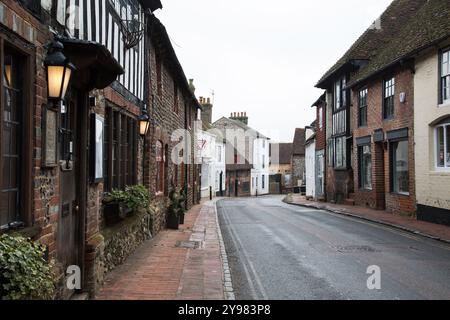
(139, 105, 150, 137)
(44, 41, 76, 103)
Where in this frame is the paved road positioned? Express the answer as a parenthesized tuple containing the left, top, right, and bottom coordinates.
(217, 196, 450, 300)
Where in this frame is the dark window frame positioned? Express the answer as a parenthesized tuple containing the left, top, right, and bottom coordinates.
(0, 35, 34, 231)
(383, 77, 395, 120)
(358, 144, 372, 190)
(390, 138, 409, 195)
(334, 75, 348, 112)
(334, 135, 347, 170)
(358, 87, 368, 127)
(103, 105, 138, 192)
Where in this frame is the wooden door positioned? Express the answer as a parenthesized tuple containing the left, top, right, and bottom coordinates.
(57, 92, 80, 270)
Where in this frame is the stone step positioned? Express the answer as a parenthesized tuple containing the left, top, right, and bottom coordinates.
(344, 198, 355, 206)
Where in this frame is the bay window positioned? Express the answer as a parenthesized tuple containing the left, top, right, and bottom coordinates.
(441, 49, 450, 104)
(436, 123, 450, 169)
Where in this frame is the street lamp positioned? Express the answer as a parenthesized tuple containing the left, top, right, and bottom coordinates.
(44, 41, 75, 103)
(139, 106, 150, 137)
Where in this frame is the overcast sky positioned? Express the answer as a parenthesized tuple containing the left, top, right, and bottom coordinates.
(156, 0, 393, 143)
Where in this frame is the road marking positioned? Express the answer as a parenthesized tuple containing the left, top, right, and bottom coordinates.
(220, 206, 269, 300)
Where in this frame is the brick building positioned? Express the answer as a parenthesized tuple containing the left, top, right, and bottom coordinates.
(269, 143, 293, 193)
(348, 0, 449, 221)
(145, 15, 201, 232)
(312, 93, 327, 200)
(292, 128, 305, 187)
(315, 0, 427, 205)
(0, 0, 203, 299)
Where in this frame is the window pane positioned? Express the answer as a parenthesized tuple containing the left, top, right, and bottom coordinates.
(393, 140, 409, 194)
(437, 126, 445, 167)
(447, 126, 450, 167)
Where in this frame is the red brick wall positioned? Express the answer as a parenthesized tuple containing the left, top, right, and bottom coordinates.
(145, 35, 200, 232)
(316, 101, 327, 151)
(352, 66, 416, 215)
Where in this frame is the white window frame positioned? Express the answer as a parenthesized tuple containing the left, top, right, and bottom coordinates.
(441, 49, 450, 105)
(435, 123, 450, 171)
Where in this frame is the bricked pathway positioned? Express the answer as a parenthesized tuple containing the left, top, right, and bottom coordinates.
(96, 201, 225, 300)
(285, 195, 450, 243)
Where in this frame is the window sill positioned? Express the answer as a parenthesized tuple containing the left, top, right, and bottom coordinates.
(438, 101, 450, 108)
(390, 192, 410, 197)
(430, 169, 450, 175)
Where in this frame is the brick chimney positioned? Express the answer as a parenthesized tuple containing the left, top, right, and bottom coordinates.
(230, 111, 249, 125)
(200, 96, 213, 125)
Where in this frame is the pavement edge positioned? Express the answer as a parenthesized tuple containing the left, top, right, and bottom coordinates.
(283, 197, 450, 245)
(212, 199, 236, 300)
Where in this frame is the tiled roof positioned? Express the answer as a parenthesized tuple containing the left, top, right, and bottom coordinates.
(349, 0, 450, 87)
(212, 117, 270, 140)
(270, 143, 293, 165)
(292, 128, 305, 156)
(316, 0, 428, 88)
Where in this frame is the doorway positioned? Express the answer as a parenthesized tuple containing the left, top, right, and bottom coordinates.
(58, 91, 81, 271)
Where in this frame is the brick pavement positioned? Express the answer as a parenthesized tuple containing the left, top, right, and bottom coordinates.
(95, 201, 225, 300)
(285, 194, 450, 243)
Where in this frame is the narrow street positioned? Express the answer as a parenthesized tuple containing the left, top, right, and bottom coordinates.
(218, 196, 450, 300)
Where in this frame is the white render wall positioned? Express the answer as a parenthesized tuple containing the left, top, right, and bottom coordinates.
(305, 141, 316, 198)
(414, 46, 450, 211)
(214, 142, 226, 194)
(251, 138, 270, 196)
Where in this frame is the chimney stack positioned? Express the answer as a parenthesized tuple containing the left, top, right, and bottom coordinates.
(200, 96, 213, 125)
(230, 111, 249, 125)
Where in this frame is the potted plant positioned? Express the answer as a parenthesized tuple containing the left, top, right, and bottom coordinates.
(167, 188, 181, 230)
(124, 185, 151, 215)
(102, 189, 130, 226)
(102, 185, 150, 226)
(178, 188, 187, 225)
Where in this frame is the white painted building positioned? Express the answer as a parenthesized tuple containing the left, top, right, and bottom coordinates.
(214, 139, 226, 196)
(198, 130, 216, 199)
(305, 128, 316, 199)
(251, 137, 270, 196)
(198, 129, 227, 198)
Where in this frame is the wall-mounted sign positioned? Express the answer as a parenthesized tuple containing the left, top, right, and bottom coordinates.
(43, 105, 58, 167)
(90, 113, 104, 183)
